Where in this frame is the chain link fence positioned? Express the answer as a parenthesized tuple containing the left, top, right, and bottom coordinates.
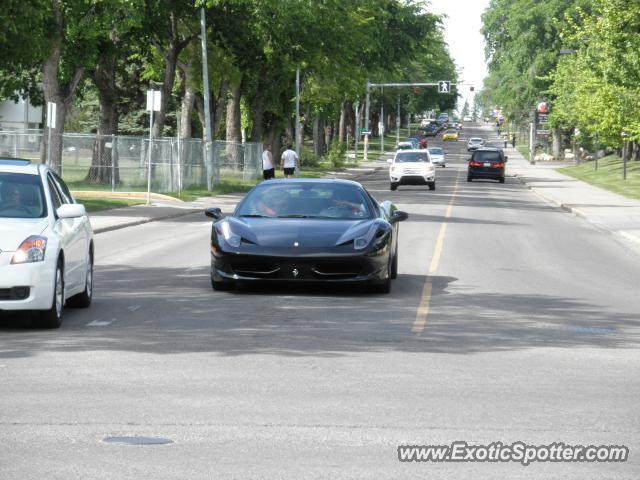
(0, 129, 262, 193)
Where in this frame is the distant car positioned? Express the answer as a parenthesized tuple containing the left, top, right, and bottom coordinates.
(428, 147, 446, 168)
(467, 137, 484, 151)
(396, 141, 415, 151)
(442, 129, 459, 141)
(0, 159, 94, 328)
(388, 149, 436, 191)
(423, 123, 439, 137)
(205, 179, 408, 294)
(467, 148, 507, 183)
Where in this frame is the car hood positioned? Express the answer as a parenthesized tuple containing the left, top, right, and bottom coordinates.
(225, 217, 374, 248)
(0, 218, 48, 252)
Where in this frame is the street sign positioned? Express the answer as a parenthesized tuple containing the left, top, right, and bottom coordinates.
(360, 130, 371, 136)
(46, 102, 57, 128)
(438, 81, 451, 94)
(146, 90, 161, 112)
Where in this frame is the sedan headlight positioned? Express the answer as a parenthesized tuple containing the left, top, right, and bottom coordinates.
(11, 236, 48, 264)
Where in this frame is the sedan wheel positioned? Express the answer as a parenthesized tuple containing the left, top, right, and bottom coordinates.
(34, 261, 64, 329)
(68, 253, 93, 308)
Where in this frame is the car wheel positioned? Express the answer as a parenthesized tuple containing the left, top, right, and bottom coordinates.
(442, 164, 446, 168)
(34, 259, 64, 329)
(67, 250, 93, 308)
(499, 177, 505, 184)
(467, 175, 473, 182)
(428, 182, 436, 191)
(390, 183, 398, 191)
(391, 245, 398, 280)
(211, 275, 234, 291)
(369, 265, 391, 294)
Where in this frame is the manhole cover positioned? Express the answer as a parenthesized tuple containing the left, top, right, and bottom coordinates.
(103, 436, 173, 445)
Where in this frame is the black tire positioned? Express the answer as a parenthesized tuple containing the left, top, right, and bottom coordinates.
(467, 175, 473, 182)
(442, 164, 446, 168)
(428, 182, 436, 191)
(368, 258, 392, 294)
(499, 177, 505, 184)
(391, 246, 398, 280)
(34, 259, 64, 329)
(67, 250, 93, 308)
(390, 183, 398, 191)
(211, 276, 234, 291)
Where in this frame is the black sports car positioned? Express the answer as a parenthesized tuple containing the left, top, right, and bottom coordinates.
(205, 179, 408, 293)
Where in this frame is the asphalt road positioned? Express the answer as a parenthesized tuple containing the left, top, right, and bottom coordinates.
(2, 124, 639, 479)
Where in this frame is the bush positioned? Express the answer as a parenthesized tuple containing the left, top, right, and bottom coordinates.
(327, 142, 347, 168)
(300, 152, 321, 168)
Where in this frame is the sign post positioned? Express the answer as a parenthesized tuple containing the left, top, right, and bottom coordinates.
(46, 102, 56, 169)
(146, 90, 161, 205)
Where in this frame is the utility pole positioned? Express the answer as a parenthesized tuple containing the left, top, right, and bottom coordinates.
(295, 69, 301, 156)
(380, 86, 384, 154)
(200, 7, 213, 190)
(354, 101, 359, 163)
(396, 94, 400, 146)
(364, 80, 370, 162)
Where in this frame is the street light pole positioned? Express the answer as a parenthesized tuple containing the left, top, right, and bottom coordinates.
(396, 94, 400, 147)
(200, 7, 213, 190)
(364, 80, 370, 162)
(380, 86, 384, 154)
(295, 69, 301, 157)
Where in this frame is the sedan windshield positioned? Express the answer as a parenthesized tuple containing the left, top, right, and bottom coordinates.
(469, 138, 483, 143)
(236, 182, 373, 220)
(395, 152, 431, 163)
(0, 173, 47, 218)
(428, 148, 444, 155)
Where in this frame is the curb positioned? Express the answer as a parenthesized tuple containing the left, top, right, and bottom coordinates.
(73, 190, 183, 202)
(93, 208, 202, 234)
(514, 173, 640, 248)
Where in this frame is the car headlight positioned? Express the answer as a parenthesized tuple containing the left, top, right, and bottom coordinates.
(11, 236, 47, 264)
(219, 221, 241, 248)
(354, 224, 378, 250)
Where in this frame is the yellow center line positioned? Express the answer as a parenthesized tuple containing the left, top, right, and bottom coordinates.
(411, 169, 461, 334)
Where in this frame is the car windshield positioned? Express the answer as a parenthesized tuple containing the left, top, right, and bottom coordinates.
(428, 148, 444, 155)
(236, 182, 373, 220)
(469, 138, 483, 143)
(0, 173, 47, 219)
(475, 151, 502, 162)
(397, 143, 413, 150)
(395, 152, 431, 163)
(445, 130, 457, 134)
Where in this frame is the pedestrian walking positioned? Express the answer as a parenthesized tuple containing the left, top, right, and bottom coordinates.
(281, 144, 298, 179)
(262, 143, 275, 180)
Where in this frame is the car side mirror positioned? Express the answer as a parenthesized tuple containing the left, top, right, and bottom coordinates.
(504, 156, 508, 161)
(204, 207, 223, 220)
(391, 210, 409, 223)
(57, 204, 86, 219)
(387, 158, 393, 164)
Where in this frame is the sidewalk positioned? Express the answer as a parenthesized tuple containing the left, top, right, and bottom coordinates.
(505, 145, 640, 247)
(88, 163, 384, 234)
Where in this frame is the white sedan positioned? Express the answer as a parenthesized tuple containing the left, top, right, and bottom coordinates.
(388, 149, 436, 191)
(427, 147, 446, 167)
(0, 159, 94, 328)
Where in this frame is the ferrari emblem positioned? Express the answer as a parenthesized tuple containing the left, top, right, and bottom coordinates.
(292, 268, 299, 278)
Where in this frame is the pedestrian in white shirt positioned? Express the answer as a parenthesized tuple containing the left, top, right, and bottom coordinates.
(262, 144, 275, 180)
(281, 144, 298, 179)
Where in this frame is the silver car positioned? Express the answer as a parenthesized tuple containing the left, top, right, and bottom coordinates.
(428, 147, 446, 167)
(467, 137, 484, 151)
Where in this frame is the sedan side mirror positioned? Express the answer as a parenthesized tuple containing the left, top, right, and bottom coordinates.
(57, 204, 86, 219)
(391, 210, 409, 223)
(204, 207, 223, 220)
(504, 156, 508, 161)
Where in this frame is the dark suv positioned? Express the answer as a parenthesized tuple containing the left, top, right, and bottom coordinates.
(467, 148, 507, 183)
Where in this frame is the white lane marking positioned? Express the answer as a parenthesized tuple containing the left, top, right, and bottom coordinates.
(86, 319, 116, 327)
(127, 305, 141, 313)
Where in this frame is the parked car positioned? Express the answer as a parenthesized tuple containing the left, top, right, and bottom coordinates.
(388, 149, 436, 191)
(442, 129, 459, 141)
(205, 179, 408, 293)
(428, 147, 446, 168)
(0, 158, 94, 328)
(467, 147, 507, 183)
(467, 137, 484, 151)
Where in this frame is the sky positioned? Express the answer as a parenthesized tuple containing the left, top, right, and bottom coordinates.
(426, 0, 490, 113)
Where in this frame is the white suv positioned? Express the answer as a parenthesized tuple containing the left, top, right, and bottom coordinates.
(0, 159, 94, 328)
(388, 149, 436, 191)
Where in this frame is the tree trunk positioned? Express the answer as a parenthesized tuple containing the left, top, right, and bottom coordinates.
(40, 0, 84, 173)
(225, 82, 242, 169)
(313, 115, 325, 156)
(87, 52, 119, 184)
(338, 101, 347, 143)
(152, 13, 194, 139)
(552, 128, 561, 158)
(251, 86, 265, 142)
